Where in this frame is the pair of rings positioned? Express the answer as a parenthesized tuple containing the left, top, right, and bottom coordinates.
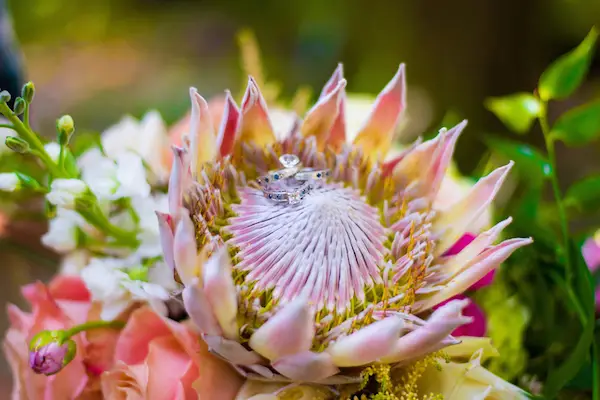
(257, 154, 330, 204)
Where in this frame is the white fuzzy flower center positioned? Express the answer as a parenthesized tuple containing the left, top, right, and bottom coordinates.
(228, 182, 386, 311)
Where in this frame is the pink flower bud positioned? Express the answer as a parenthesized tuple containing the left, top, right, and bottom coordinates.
(28, 330, 76, 376)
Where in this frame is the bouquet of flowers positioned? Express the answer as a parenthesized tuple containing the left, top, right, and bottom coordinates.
(2, 29, 598, 399)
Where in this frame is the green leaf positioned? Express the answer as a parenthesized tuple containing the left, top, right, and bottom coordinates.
(484, 136, 552, 184)
(543, 240, 596, 397)
(564, 174, 600, 212)
(538, 27, 598, 101)
(551, 100, 600, 146)
(485, 93, 541, 134)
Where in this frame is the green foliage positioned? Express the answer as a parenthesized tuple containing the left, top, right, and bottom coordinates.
(485, 93, 541, 134)
(483, 136, 552, 185)
(565, 175, 600, 213)
(538, 27, 598, 101)
(551, 100, 600, 146)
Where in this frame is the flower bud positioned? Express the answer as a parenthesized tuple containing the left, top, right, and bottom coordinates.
(5, 136, 30, 154)
(0, 90, 11, 103)
(13, 97, 25, 115)
(28, 330, 76, 376)
(22, 82, 35, 103)
(57, 115, 75, 146)
(15, 172, 42, 190)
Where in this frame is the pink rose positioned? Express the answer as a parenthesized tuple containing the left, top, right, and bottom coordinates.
(102, 306, 243, 400)
(3, 275, 120, 399)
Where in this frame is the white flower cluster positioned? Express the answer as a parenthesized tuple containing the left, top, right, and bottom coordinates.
(41, 112, 176, 320)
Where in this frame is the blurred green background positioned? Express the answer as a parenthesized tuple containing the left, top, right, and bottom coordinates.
(1, 0, 600, 394)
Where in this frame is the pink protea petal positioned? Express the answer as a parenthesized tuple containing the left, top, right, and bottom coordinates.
(236, 77, 276, 149)
(380, 298, 472, 363)
(469, 270, 496, 291)
(434, 161, 514, 256)
(391, 121, 465, 196)
(216, 91, 240, 158)
(203, 335, 263, 366)
(182, 278, 221, 336)
(156, 211, 175, 273)
(189, 88, 217, 177)
(229, 184, 385, 312)
(434, 295, 486, 337)
(301, 79, 346, 149)
(272, 351, 339, 382)
(249, 298, 315, 361)
(326, 316, 405, 367)
(418, 237, 533, 311)
(353, 64, 406, 158)
(427, 120, 467, 197)
(443, 218, 512, 278)
(173, 209, 198, 285)
(321, 64, 347, 150)
(203, 247, 239, 340)
(168, 146, 185, 217)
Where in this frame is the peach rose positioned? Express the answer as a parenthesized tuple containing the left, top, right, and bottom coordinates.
(101, 306, 243, 400)
(3, 275, 120, 399)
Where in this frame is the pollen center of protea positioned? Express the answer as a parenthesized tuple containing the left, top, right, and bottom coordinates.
(228, 182, 386, 311)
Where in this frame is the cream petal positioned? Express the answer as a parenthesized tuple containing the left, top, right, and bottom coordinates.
(156, 211, 175, 272)
(417, 238, 533, 311)
(203, 247, 239, 340)
(203, 334, 263, 366)
(173, 209, 198, 285)
(216, 90, 240, 157)
(320, 64, 347, 150)
(168, 146, 185, 217)
(182, 278, 221, 335)
(189, 88, 217, 177)
(434, 162, 514, 256)
(380, 299, 472, 363)
(301, 78, 347, 149)
(236, 77, 276, 149)
(444, 337, 499, 362)
(249, 298, 314, 360)
(353, 64, 406, 158)
(273, 351, 339, 382)
(326, 316, 405, 367)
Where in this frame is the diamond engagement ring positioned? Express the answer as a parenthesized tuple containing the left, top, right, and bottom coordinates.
(256, 154, 301, 186)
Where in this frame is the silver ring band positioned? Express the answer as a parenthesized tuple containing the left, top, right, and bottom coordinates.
(294, 168, 330, 181)
(262, 182, 314, 205)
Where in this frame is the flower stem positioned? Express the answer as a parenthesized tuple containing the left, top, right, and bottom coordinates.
(539, 104, 586, 323)
(0, 103, 65, 178)
(63, 320, 126, 340)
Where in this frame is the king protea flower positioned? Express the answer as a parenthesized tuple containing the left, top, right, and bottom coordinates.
(158, 63, 532, 394)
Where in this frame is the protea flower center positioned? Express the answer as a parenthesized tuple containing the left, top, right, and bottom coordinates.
(162, 64, 531, 388)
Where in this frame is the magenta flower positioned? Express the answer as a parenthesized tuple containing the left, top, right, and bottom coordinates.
(582, 235, 600, 313)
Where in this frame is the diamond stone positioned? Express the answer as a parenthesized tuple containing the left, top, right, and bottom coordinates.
(279, 154, 300, 168)
(288, 191, 301, 205)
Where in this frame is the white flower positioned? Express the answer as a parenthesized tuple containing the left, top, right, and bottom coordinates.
(81, 257, 173, 320)
(46, 179, 88, 208)
(44, 142, 61, 162)
(78, 148, 150, 200)
(41, 208, 84, 253)
(113, 152, 151, 198)
(0, 173, 19, 191)
(59, 250, 90, 275)
(131, 194, 168, 258)
(101, 111, 170, 183)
